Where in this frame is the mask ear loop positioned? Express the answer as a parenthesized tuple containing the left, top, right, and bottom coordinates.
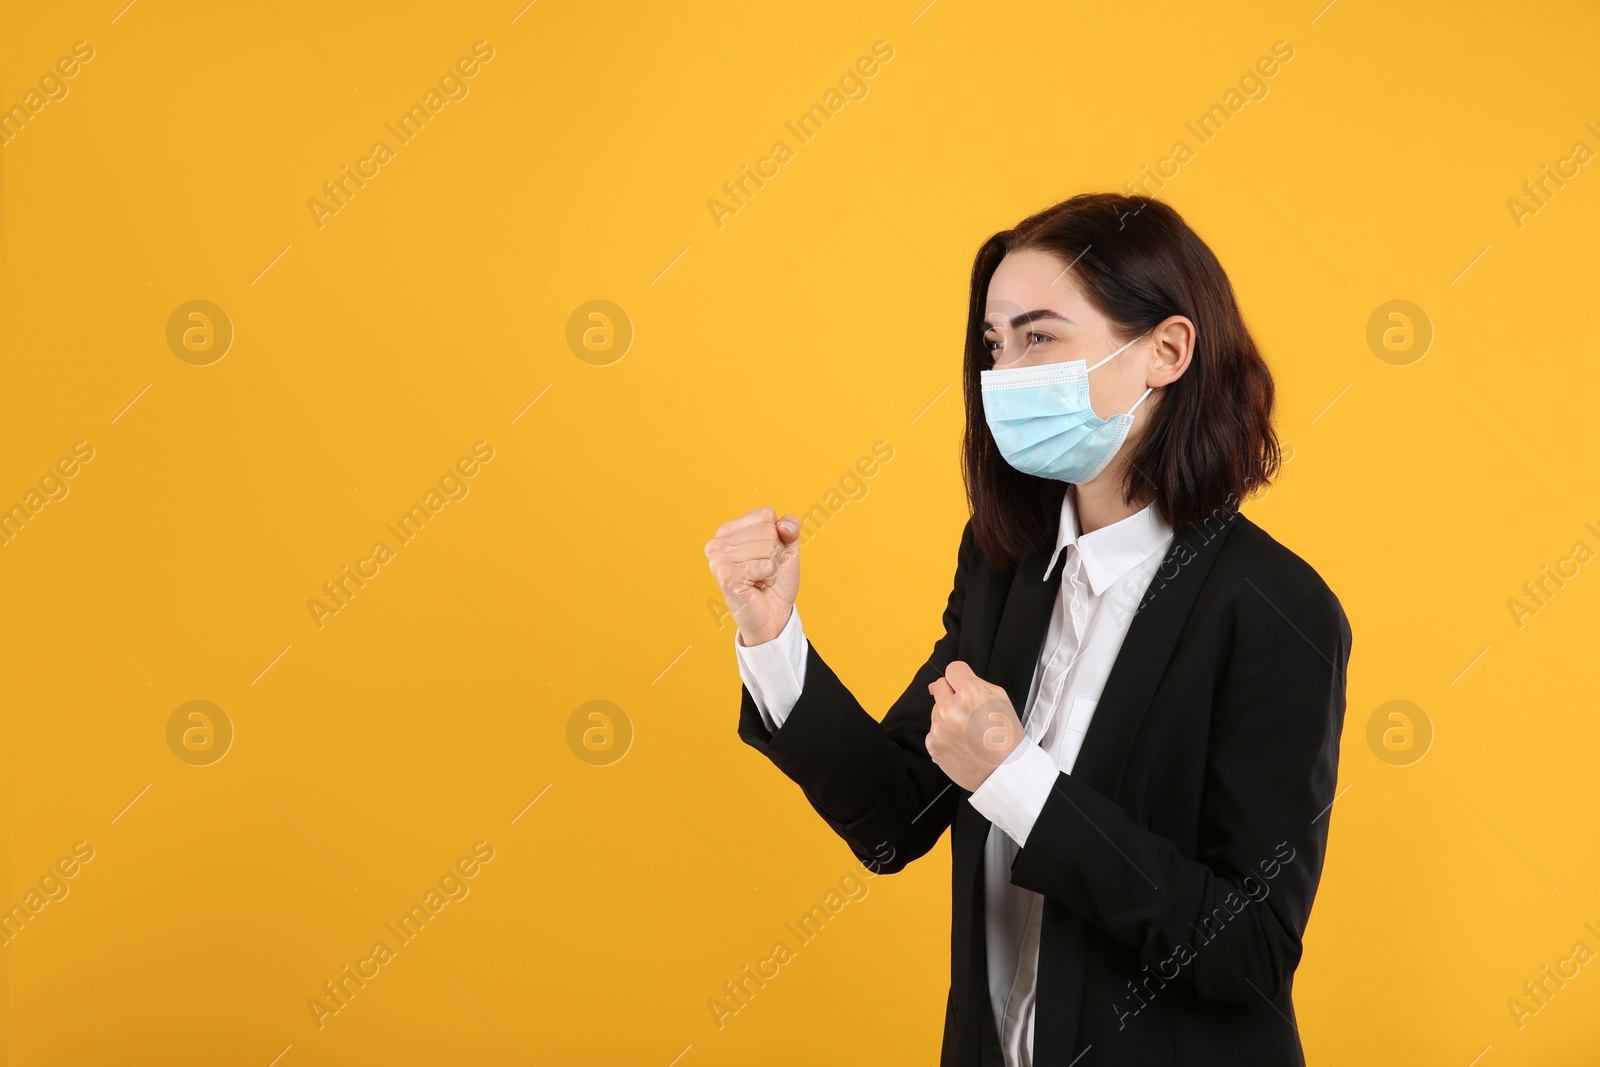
(1086, 330, 1147, 373)
(1091, 330, 1157, 416)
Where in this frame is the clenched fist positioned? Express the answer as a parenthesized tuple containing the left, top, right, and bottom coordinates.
(926, 661, 1025, 792)
(705, 505, 801, 647)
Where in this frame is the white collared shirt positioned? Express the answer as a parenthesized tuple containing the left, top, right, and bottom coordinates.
(735, 491, 1174, 1067)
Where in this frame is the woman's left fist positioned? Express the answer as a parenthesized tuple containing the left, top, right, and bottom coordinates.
(925, 660, 1024, 792)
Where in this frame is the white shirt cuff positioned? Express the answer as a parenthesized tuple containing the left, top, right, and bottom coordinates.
(734, 604, 808, 732)
(966, 736, 1058, 848)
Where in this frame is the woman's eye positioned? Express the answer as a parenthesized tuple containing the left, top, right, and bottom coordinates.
(984, 332, 1050, 354)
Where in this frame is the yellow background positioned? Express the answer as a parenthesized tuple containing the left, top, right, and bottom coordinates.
(3, 0, 1598, 1063)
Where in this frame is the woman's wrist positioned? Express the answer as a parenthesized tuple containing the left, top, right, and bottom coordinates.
(737, 604, 794, 648)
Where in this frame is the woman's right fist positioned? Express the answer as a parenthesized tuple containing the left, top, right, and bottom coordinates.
(705, 505, 801, 648)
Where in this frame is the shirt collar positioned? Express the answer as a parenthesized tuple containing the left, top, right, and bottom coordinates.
(1044, 489, 1175, 596)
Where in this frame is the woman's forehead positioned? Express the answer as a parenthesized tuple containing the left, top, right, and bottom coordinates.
(986, 258, 1092, 323)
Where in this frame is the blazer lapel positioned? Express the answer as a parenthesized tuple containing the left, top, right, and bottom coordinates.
(984, 538, 1064, 722)
(950, 535, 1060, 852)
(949, 538, 1057, 848)
(1069, 509, 1239, 798)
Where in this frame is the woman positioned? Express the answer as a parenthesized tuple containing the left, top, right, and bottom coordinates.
(703, 192, 1352, 1066)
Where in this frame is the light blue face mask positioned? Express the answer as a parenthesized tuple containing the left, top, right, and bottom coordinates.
(980, 331, 1154, 484)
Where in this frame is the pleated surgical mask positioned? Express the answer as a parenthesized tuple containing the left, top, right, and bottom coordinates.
(980, 331, 1153, 484)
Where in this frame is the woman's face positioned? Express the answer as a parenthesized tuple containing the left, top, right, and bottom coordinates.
(983, 247, 1188, 423)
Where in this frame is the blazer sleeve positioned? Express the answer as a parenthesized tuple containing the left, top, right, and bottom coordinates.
(1007, 581, 1353, 1005)
(734, 518, 976, 875)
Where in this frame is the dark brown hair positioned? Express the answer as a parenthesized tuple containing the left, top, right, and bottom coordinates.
(962, 192, 1280, 570)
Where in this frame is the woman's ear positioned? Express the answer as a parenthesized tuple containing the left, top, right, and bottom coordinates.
(1150, 316, 1195, 385)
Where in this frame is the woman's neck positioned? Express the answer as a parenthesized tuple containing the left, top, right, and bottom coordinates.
(1069, 474, 1144, 536)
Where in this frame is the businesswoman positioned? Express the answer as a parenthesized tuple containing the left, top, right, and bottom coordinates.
(704, 192, 1352, 1067)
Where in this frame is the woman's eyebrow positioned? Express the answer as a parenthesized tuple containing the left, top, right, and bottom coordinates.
(984, 309, 1072, 328)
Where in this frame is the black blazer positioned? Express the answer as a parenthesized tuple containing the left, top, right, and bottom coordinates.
(736, 507, 1352, 1066)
